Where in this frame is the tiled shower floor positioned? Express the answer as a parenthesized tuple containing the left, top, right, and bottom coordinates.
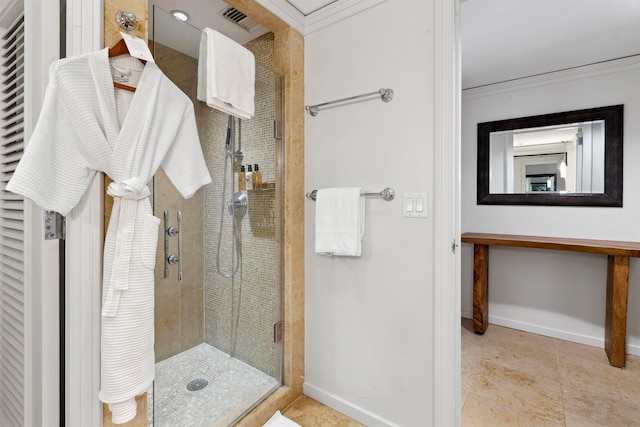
(152, 343, 279, 427)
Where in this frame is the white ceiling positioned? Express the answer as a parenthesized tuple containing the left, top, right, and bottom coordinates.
(461, 0, 640, 89)
(149, 0, 270, 47)
(147, 0, 350, 58)
(146, 0, 640, 90)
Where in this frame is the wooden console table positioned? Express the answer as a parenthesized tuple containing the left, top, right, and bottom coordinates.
(461, 232, 640, 368)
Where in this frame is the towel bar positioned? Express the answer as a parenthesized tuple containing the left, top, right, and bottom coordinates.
(305, 187, 395, 202)
(305, 88, 394, 116)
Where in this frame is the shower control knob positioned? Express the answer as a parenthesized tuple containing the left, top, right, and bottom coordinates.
(167, 254, 179, 265)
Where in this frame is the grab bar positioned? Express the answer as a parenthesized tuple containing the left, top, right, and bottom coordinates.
(305, 187, 395, 202)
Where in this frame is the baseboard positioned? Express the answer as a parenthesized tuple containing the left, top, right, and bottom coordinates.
(461, 311, 640, 356)
(302, 382, 399, 427)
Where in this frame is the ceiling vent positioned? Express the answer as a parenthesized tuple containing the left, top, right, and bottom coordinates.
(219, 7, 261, 33)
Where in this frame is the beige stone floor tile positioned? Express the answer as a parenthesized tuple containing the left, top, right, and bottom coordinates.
(462, 319, 489, 351)
(462, 354, 482, 411)
(462, 336, 485, 372)
(462, 344, 484, 409)
(469, 360, 564, 425)
(625, 353, 640, 371)
(462, 369, 474, 410)
(562, 385, 640, 426)
(461, 317, 484, 338)
(482, 339, 560, 381)
(282, 396, 365, 427)
(563, 411, 611, 427)
(555, 339, 609, 365)
(461, 387, 470, 411)
(484, 324, 558, 355)
(462, 320, 640, 427)
(558, 354, 640, 407)
(462, 391, 565, 427)
(563, 411, 639, 427)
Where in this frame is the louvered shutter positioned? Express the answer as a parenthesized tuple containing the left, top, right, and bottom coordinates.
(0, 11, 25, 427)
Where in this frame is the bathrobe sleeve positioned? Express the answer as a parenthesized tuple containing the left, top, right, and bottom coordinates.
(7, 61, 96, 216)
(160, 103, 212, 198)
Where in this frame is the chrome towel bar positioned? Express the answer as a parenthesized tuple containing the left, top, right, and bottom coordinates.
(306, 187, 395, 202)
(305, 88, 394, 116)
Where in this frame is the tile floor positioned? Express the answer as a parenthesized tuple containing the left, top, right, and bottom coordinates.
(462, 318, 640, 426)
(282, 396, 364, 427)
(284, 320, 640, 426)
(152, 343, 279, 427)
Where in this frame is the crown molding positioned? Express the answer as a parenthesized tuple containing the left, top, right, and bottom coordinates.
(462, 55, 640, 100)
(305, 0, 387, 34)
(257, 0, 388, 36)
(255, 0, 306, 34)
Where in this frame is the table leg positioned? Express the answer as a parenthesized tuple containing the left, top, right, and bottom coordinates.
(605, 255, 629, 368)
(473, 244, 489, 334)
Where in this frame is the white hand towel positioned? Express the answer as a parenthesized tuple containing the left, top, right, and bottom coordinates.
(197, 28, 255, 119)
(262, 410, 301, 427)
(315, 187, 365, 256)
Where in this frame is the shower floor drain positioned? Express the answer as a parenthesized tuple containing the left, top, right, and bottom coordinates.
(186, 378, 209, 391)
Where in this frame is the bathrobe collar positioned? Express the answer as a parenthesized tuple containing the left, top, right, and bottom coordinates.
(88, 48, 163, 181)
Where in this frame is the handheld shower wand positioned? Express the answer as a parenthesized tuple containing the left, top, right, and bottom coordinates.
(225, 115, 234, 156)
(217, 115, 246, 278)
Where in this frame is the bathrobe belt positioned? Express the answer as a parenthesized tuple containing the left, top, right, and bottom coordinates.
(102, 177, 151, 318)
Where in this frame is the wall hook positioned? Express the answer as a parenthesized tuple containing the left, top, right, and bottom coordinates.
(115, 10, 141, 32)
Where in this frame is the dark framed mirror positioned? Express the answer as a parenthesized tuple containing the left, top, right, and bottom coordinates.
(477, 105, 623, 206)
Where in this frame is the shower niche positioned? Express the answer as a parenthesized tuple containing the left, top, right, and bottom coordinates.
(150, 6, 283, 427)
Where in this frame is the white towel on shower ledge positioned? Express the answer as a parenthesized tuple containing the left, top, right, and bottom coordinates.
(262, 410, 301, 427)
(315, 187, 365, 257)
(197, 27, 255, 119)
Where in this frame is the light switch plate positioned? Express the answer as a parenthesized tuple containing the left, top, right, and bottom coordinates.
(403, 192, 428, 218)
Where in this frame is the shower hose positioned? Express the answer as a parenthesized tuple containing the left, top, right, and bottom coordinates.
(216, 115, 242, 278)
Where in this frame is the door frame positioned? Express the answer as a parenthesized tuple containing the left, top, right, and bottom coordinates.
(60, 1, 104, 426)
(433, 0, 461, 425)
(23, 0, 61, 424)
(14, 0, 103, 424)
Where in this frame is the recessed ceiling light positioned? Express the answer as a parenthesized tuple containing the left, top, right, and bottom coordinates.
(171, 10, 190, 22)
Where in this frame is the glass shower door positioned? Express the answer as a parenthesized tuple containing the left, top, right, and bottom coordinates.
(150, 6, 283, 426)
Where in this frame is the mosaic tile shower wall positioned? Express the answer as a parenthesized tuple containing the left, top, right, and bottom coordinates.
(151, 31, 281, 375)
(203, 33, 283, 378)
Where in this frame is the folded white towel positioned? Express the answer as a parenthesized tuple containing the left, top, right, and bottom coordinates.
(197, 28, 255, 119)
(262, 410, 301, 427)
(315, 187, 365, 256)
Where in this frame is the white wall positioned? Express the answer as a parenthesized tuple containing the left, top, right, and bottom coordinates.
(304, 1, 436, 425)
(461, 58, 640, 354)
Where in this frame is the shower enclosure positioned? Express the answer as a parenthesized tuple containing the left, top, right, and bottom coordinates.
(149, 7, 283, 426)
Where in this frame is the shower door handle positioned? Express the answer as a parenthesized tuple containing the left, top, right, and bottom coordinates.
(164, 210, 183, 283)
(176, 211, 183, 282)
(164, 211, 170, 279)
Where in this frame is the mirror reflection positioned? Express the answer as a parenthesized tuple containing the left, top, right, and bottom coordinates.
(489, 120, 605, 194)
(477, 104, 623, 206)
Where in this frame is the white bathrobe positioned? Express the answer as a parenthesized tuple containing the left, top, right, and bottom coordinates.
(7, 49, 212, 424)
